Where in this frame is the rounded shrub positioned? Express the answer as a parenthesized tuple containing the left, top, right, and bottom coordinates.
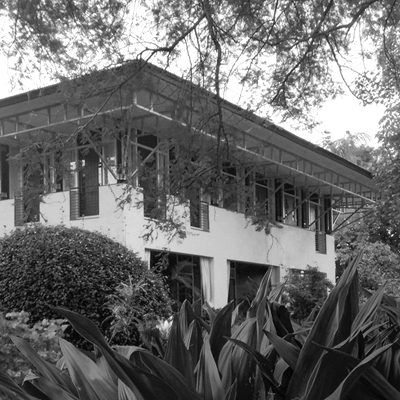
(0, 225, 165, 346)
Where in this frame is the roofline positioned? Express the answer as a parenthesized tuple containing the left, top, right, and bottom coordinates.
(0, 60, 374, 180)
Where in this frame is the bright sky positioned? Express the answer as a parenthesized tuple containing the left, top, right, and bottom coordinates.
(0, 56, 384, 148)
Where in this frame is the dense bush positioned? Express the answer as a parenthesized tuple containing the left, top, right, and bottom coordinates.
(0, 225, 160, 344)
(285, 266, 333, 322)
(0, 311, 65, 384)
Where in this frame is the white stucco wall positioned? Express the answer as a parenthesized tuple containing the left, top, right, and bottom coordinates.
(0, 184, 336, 309)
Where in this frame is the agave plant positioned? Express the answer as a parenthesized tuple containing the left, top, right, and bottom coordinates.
(2, 254, 400, 400)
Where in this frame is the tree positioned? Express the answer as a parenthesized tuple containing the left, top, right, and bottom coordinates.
(0, 1, 398, 124)
(1, 1, 393, 239)
(321, 130, 377, 171)
(285, 266, 333, 322)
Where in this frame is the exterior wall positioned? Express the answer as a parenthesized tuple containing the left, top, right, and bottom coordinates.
(0, 183, 335, 309)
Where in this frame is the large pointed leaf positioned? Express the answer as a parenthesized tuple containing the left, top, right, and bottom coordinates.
(53, 308, 180, 400)
(247, 268, 272, 319)
(129, 348, 202, 400)
(0, 371, 37, 400)
(269, 302, 294, 337)
(227, 337, 284, 396)
(183, 319, 204, 366)
(349, 282, 387, 341)
(263, 331, 300, 371)
(203, 302, 216, 327)
(273, 358, 290, 385)
(179, 300, 196, 337)
(325, 343, 399, 400)
(209, 301, 234, 362)
(223, 380, 237, 400)
(195, 336, 225, 400)
(59, 338, 118, 400)
(10, 336, 77, 396)
(219, 318, 257, 399)
(285, 253, 361, 400)
(24, 378, 78, 400)
(164, 314, 195, 386)
(117, 380, 137, 400)
(305, 344, 359, 400)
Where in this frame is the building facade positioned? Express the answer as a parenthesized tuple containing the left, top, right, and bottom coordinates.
(0, 62, 376, 309)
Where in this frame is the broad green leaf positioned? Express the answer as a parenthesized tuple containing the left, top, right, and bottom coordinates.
(183, 319, 203, 366)
(263, 331, 300, 370)
(164, 314, 195, 386)
(130, 349, 202, 400)
(227, 337, 284, 396)
(24, 378, 78, 400)
(219, 318, 257, 399)
(209, 301, 234, 362)
(0, 371, 37, 400)
(231, 302, 243, 326)
(268, 283, 285, 303)
(273, 358, 289, 385)
(53, 308, 179, 400)
(10, 336, 77, 396)
(203, 302, 217, 327)
(247, 268, 272, 319)
(223, 380, 237, 400)
(179, 300, 196, 336)
(305, 344, 359, 400)
(349, 282, 387, 341)
(285, 253, 361, 400)
(269, 302, 294, 337)
(118, 380, 137, 400)
(195, 336, 225, 400)
(59, 338, 118, 400)
(325, 343, 398, 400)
(359, 363, 400, 400)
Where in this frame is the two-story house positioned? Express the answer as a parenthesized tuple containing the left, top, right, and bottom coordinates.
(0, 61, 376, 310)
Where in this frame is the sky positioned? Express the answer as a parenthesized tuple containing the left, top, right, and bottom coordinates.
(0, 55, 384, 148)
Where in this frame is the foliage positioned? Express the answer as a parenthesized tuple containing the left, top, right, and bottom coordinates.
(335, 221, 400, 301)
(0, 225, 150, 346)
(321, 131, 377, 172)
(2, 255, 400, 400)
(284, 266, 333, 322)
(1, 0, 398, 126)
(0, 311, 65, 384)
(107, 271, 173, 346)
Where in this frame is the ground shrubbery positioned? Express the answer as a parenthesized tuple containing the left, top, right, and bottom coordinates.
(0, 225, 171, 346)
(107, 271, 173, 346)
(2, 255, 399, 400)
(0, 311, 65, 383)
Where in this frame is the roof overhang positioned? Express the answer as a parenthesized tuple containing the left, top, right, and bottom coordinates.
(0, 61, 377, 211)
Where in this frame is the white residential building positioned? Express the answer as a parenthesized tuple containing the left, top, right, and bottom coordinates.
(0, 62, 376, 309)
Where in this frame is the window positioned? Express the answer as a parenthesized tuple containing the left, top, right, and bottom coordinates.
(70, 142, 100, 219)
(150, 251, 202, 313)
(0, 145, 9, 200)
(254, 176, 269, 217)
(190, 198, 210, 231)
(283, 184, 300, 226)
(309, 193, 321, 231)
(228, 261, 279, 311)
(125, 130, 168, 219)
(221, 163, 239, 211)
